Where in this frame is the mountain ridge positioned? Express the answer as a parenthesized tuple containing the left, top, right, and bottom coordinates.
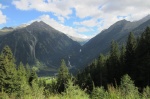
(77, 15, 150, 69)
(0, 21, 81, 75)
(0, 15, 150, 75)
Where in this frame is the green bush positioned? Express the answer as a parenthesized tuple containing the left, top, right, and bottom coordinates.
(91, 87, 107, 99)
(0, 92, 9, 99)
(120, 74, 140, 99)
(142, 86, 150, 99)
(62, 79, 89, 99)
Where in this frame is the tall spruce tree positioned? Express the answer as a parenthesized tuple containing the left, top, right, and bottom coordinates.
(125, 32, 137, 79)
(106, 40, 120, 84)
(136, 27, 150, 87)
(57, 59, 70, 93)
(29, 69, 38, 87)
(120, 44, 126, 75)
(97, 54, 107, 87)
(17, 62, 30, 95)
(25, 63, 31, 82)
(0, 46, 17, 93)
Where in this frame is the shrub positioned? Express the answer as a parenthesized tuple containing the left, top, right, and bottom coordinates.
(120, 74, 140, 99)
(62, 79, 89, 99)
(91, 87, 107, 99)
(142, 86, 150, 99)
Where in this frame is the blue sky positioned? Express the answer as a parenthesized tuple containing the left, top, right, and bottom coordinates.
(0, 0, 150, 39)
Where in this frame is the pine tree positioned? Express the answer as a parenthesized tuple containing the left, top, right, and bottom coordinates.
(0, 46, 17, 93)
(18, 62, 26, 80)
(120, 74, 139, 98)
(136, 27, 150, 87)
(25, 63, 31, 82)
(62, 79, 89, 99)
(97, 54, 107, 87)
(120, 44, 126, 75)
(17, 62, 30, 95)
(106, 40, 120, 84)
(86, 73, 94, 93)
(29, 69, 38, 87)
(57, 59, 70, 93)
(0, 53, 5, 92)
(125, 32, 137, 78)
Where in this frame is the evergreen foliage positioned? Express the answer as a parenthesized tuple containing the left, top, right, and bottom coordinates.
(77, 27, 150, 92)
(62, 79, 89, 99)
(91, 87, 106, 99)
(0, 46, 17, 94)
(120, 74, 139, 99)
(0, 46, 41, 98)
(136, 27, 150, 87)
(125, 32, 137, 78)
(57, 59, 70, 93)
(120, 44, 126, 75)
(106, 40, 121, 84)
(142, 86, 150, 99)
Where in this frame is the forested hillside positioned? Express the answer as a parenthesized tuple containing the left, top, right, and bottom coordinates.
(78, 16, 150, 69)
(77, 27, 150, 90)
(0, 27, 150, 99)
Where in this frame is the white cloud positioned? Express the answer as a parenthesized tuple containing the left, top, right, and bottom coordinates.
(76, 27, 92, 33)
(0, 3, 8, 9)
(12, 0, 150, 37)
(73, 0, 150, 31)
(0, 11, 6, 24)
(12, 0, 150, 21)
(12, 0, 72, 18)
(74, 19, 99, 27)
(0, 3, 7, 24)
(57, 16, 65, 23)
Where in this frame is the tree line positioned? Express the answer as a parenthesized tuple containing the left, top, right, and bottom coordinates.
(0, 45, 39, 97)
(77, 27, 150, 92)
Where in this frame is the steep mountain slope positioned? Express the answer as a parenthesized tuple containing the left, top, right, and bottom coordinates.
(0, 21, 81, 75)
(78, 16, 150, 68)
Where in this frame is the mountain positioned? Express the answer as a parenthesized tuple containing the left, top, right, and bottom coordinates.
(0, 15, 150, 75)
(78, 15, 150, 68)
(0, 21, 81, 75)
(2, 27, 13, 30)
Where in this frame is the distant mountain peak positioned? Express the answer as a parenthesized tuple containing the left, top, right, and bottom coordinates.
(39, 21, 46, 24)
(30, 21, 46, 26)
(116, 19, 129, 24)
(33, 21, 48, 25)
(26, 21, 54, 31)
(15, 24, 28, 29)
(108, 19, 129, 31)
(1, 27, 13, 30)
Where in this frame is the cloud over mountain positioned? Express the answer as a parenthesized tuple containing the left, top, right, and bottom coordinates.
(9, 0, 150, 38)
(0, 3, 7, 24)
